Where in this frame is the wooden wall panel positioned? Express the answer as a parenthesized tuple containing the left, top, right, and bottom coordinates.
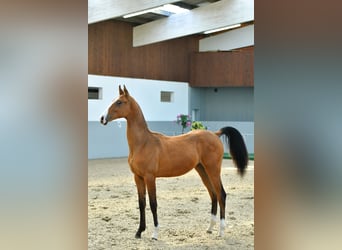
(189, 47, 254, 87)
(88, 20, 200, 82)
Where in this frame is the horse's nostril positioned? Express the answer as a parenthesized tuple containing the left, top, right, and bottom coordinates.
(100, 115, 108, 125)
(100, 116, 106, 124)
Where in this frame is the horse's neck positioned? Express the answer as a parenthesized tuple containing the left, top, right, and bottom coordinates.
(126, 99, 151, 151)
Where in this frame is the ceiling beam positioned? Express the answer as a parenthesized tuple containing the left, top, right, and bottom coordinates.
(88, 0, 179, 24)
(133, 0, 254, 47)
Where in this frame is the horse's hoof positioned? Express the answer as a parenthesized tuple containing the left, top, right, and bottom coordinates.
(152, 237, 158, 241)
(135, 233, 141, 239)
(206, 230, 213, 234)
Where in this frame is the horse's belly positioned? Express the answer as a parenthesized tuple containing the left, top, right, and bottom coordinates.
(156, 158, 196, 177)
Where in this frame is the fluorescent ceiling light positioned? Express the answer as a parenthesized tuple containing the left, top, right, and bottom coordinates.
(123, 4, 189, 19)
(203, 24, 242, 34)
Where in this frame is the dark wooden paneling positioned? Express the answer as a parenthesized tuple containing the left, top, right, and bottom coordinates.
(189, 47, 254, 87)
(88, 20, 199, 82)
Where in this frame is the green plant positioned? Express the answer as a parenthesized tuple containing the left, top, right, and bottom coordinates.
(176, 114, 191, 134)
(191, 121, 206, 131)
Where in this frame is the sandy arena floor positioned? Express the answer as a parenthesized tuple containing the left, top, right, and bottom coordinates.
(88, 158, 254, 249)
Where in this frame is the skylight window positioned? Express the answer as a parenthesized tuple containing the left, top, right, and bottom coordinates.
(160, 4, 189, 14)
(123, 4, 189, 18)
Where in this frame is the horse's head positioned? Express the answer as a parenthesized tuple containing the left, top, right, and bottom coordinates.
(100, 85, 131, 125)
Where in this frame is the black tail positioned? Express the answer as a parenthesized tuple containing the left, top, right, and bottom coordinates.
(217, 126, 248, 176)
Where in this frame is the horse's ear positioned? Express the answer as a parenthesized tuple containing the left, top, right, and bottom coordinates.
(123, 85, 129, 96)
(119, 85, 124, 95)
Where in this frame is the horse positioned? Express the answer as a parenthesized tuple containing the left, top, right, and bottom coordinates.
(100, 85, 248, 240)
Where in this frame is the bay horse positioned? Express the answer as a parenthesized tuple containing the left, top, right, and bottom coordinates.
(100, 85, 248, 240)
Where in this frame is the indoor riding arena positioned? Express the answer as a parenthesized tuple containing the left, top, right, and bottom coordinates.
(88, 0, 254, 249)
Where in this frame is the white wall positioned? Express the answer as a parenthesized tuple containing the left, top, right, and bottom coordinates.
(199, 24, 254, 52)
(88, 75, 189, 121)
(88, 77, 255, 159)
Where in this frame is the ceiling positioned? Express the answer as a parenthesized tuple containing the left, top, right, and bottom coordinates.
(88, 0, 254, 47)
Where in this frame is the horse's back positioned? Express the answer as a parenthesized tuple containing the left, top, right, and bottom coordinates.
(156, 129, 223, 152)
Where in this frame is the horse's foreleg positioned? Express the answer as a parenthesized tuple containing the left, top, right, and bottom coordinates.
(134, 174, 146, 238)
(145, 175, 159, 240)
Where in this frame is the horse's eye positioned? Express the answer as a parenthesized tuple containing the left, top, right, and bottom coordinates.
(116, 100, 122, 105)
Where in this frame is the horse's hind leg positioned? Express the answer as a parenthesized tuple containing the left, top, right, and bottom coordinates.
(195, 164, 218, 234)
(209, 177, 226, 237)
(201, 162, 227, 237)
(218, 181, 227, 236)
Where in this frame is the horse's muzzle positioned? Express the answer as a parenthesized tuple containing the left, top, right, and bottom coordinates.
(100, 115, 108, 125)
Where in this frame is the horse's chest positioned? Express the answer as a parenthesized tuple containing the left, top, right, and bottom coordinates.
(128, 154, 152, 176)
